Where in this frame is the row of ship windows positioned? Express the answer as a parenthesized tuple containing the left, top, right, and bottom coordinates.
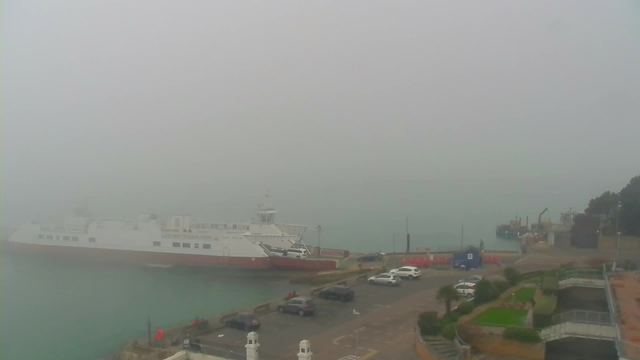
(39, 234, 97, 242)
(194, 223, 249, 230)
(153, 241, 211, 249)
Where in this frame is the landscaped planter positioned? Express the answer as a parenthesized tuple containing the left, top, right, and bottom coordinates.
(460, 327, 545, 360)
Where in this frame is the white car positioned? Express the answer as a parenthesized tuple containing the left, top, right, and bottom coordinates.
(367, 273, 401, 286)
(454, 282, 476, 298)
(459, 275, 484, 284)
(389, 266, 421, 280)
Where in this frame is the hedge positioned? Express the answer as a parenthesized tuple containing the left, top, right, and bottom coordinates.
(418, 311, 443, 336)
(455, 301, 475, 315)
(541, 276, 559, 295)
(492, 280, 510, 293)
(474, 279, 499, 304)
(503, 267, 522, 286)
(441, 323, 456, 341)
(532, 295, 557, 328)
(503, 327, 542, 343)
(521, 270, 546, 280)
(444, 311, 461, 324)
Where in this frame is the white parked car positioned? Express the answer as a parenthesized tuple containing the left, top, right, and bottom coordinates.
(368, 273, 400, 286)
(460, 275, 484, 284)
(454, 282, 476, 298)
(389, 266, 421, 280)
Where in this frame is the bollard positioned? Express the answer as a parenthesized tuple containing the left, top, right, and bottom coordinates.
(298, 339, 312, 360)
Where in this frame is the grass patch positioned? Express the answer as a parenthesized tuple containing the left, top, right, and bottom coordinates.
(473, 308, 528, 327)
(524, 277, 540, 284)
(513, 287, 536, 302)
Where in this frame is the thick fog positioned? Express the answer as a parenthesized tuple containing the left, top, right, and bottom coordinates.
(2, 1, 639, 244)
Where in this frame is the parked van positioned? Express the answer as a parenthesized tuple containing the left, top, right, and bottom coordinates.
(270, 248, 308, 259)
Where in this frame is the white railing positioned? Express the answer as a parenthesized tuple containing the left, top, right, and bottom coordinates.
(540, 322, 616, 341)
(552, 310, 611, 325)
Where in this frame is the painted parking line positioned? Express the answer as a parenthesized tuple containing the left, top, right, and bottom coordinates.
(333, 335, 347, 345)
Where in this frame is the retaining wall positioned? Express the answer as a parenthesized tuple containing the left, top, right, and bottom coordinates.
(468, 333, 545, 360)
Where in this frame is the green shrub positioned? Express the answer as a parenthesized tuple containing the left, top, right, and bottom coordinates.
(492, 280, 510, 294)
(455, 301, 475, 315)
(441, 322, 456, 341)
(503, 327, 542, 343)
(418, 311, 443, 336)
(444, 311, 461, 324)
(521, 270, 545, 280)
(474, 279, 499, 304)
(503, 267, 521, 286)
(541, 276, 559, 295)
(532, 295, 557, 328)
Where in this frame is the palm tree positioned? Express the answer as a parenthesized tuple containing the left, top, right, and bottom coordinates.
(437, 285, 460, 314)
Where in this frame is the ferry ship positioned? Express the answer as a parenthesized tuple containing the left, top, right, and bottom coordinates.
(4, 203, 337, 271)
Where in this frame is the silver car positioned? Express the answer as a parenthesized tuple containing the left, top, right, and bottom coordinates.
(367, 273, 400, 286)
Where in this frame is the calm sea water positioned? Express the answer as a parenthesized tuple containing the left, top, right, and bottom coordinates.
(0, 252, 309, 360)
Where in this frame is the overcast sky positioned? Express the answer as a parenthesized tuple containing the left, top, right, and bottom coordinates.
(2, 1, 639, 231)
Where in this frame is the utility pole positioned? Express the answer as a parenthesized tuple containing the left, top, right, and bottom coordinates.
(406, 216, 410, 253)
(148, 316, 152, 346)
(461, 225, 464, 250)
(616, 202, 621, 266)
(393, 234, 396, 253)
(317, 225, 322, 256)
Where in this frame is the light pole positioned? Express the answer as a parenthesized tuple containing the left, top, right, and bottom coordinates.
(353, 309, 361, 358)
(616, 201, 621, 265)
(393, 234, 396, 254)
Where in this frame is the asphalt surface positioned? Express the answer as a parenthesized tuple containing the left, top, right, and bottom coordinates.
(199, 268, 497, 358)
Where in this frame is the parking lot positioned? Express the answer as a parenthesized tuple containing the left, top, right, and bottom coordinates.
(200, 268, 496, 359)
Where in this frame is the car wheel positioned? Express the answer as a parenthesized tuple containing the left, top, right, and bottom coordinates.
(387, 281, 394, 286)
(466, 293, 473, 298)
(368, 280, 374, 284)
(298, 310, 305, 316)
(278, 306, 284, 313)
(408, 275, 414, 280)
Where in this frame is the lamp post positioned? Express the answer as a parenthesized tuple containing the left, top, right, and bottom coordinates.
(616, 201, 621, 265)
(353, 309, 361, 358)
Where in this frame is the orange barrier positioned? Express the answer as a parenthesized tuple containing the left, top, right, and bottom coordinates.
(484, 256, 502, 266)
(400, 257, 452, 268)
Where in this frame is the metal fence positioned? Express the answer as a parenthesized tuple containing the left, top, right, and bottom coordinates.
(557, 268, 604, 281)
(552, 310, 611, 326)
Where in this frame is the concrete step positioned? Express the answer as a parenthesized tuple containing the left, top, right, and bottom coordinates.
(422, 337, 461, 360)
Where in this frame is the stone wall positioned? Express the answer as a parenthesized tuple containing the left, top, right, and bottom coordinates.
(599, 235, 640, 251)
(468, 333, 545, 360)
